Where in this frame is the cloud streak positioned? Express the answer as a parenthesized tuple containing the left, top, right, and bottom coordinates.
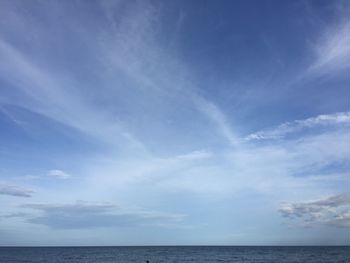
(0, 185, 34, 198)
(21, 201, 185, 229)
(47, 170, 71, 179)
(245, 112, 350, 141)
(193, 96, 239, 146)
(310, 20, 350, 73)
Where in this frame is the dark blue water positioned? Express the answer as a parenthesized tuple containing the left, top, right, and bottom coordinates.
(0, 246, 349, 263)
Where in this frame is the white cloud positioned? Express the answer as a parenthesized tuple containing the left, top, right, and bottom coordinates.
(84, 115, 350, 199)
(0, 0, 236, 158)
(0, 38, 147, 153)
(193, 95, 238, 146)
(99, 1, 239, 149)
(309, 17, 350, 73)
(175, 150, 212, 161)
(47, 170, 71, 179)
(245, 111, 350, 141)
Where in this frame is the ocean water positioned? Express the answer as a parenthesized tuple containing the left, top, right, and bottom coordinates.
(0, 246, 349, 263)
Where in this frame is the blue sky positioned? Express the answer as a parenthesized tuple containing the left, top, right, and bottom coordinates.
(0, 0, 350, 246)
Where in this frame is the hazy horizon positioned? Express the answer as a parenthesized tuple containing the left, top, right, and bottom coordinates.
(0, 0, 350, 246)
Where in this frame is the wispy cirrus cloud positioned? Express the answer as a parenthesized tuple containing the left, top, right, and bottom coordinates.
(0, 0, 234, 156)
(1, 0, 350, 245)
(0, 35, 147, 153)
(310, 20, 350, 73)
(83, 109, 350, 198)
(0, 184, 34, 198)
(175, 150, 212, 161)
(193, 95, 238, 146)
(245, 111, 350, 141)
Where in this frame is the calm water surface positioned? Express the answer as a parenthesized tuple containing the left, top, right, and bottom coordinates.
(0, 246, 349, 263)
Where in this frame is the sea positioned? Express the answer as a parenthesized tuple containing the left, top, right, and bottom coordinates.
(0, 246, 349, 263)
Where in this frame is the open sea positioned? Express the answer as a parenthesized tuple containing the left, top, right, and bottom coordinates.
(0, 246, 349, 263)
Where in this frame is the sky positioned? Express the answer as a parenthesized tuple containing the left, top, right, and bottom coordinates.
(0, 0, 350, 246)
